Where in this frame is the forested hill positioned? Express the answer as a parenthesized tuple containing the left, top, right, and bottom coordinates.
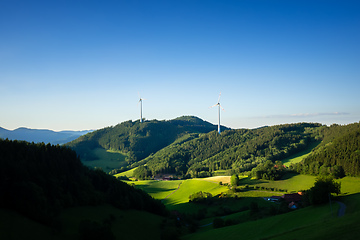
(67, 116, 225, 163)
(292, 122, 360, 177)
(0, 139, 166, 225)
(136, 122, 323, 178)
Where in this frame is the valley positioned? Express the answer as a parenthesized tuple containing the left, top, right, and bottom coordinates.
(1, 117, 360, 239)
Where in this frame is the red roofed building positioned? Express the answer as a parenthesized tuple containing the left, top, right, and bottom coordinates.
(281, 193, 302, 203)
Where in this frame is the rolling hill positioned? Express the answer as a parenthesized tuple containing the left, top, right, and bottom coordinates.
(291, 122, 360, 177)
(67, 116, 324, 176)
(66, 116, 226, 167)
(67, 116, 360, 179)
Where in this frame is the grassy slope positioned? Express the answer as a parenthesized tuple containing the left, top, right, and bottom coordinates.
(163, 179, 228, 205)
(129, 179, 183, 199)
(59, 205, 163, 240)
(240, 173, 316, 192)
(0, 208, 63, 240)
(115, 167, 138, 178)
(182, 203, 341, 240)
(282, 141, 320, 167)
(82, 148, 127, 171)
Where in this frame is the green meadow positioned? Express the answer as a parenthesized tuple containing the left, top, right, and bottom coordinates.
(127, 174, 360, 240)
(81, 148, 127, 171)
(282, 141, 320, 167)
(182, 202, 341, 240)
(115, 167, 137, 178)
(129, 179, 183, 199)
(239, 173, 317, 192)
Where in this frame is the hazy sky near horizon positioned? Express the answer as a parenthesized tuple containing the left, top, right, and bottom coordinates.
(1, 0, 359, 131)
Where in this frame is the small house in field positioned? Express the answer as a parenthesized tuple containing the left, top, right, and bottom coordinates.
(281, 193, 302, 203)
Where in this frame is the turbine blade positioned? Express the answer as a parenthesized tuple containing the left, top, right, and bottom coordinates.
(210, 103, 218, 108)
(217, 92, 221, 103)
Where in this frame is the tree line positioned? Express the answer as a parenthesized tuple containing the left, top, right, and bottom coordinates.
(133, 123, 322, 179)
(0, 139, 166, 225)
(290, 122, 360, 177)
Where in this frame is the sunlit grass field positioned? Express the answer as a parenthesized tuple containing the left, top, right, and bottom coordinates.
(282, 141, 320, 167)
(115, 167, 137, 178)
(129, 179, 183, 199)
(239, 173, 317, 192)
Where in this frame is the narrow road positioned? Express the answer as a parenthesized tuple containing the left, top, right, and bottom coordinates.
(334, 201, 346, 217)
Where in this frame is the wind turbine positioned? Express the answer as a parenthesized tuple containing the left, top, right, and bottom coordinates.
(138, 92, 146, 123)
(210, 92, 225, 134)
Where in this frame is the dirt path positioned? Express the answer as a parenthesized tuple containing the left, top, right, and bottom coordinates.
(162, 181, 183, 201)
(334, 201, 346, 217)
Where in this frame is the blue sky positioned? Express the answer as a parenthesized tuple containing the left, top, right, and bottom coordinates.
(1, 0, 359, 131)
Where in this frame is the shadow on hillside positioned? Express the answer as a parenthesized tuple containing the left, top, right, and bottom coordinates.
(280, 172, 299, 180)
(239, 177, 267, 185)
(162, 195, 276, 220)
(135, 186, 178, 194)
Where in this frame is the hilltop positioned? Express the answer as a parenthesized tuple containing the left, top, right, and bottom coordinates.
(66, 116, 227, 169)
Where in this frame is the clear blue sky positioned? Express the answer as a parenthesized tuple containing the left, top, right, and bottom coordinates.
(1, 0, 359, 131)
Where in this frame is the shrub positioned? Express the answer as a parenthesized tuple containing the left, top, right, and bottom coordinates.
(189, 191, 212, 203)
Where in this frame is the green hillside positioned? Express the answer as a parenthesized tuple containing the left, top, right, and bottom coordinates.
(66, 116, 220, 171)
(141, 122, 322, 178)
(0, 139, 167, 239)
(67, 117, 360, 180)
(291, 122, 360, 177)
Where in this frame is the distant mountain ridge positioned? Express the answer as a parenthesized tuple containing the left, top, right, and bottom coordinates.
(0, 127, 93, 145)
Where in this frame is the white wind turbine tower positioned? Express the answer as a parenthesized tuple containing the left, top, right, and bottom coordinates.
(138, 92, 146, 123)
(210, 92, 225, 134)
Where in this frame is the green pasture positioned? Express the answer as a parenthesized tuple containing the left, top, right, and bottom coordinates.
(201, 176, 231, 184)
(81, 148, 127, 171)
(282, 141, 320, 167)
(115, 167, 137, 178)
(164, 179, 229, 205)
(129, 180, 183, 199)
(338, 176, 360, 195)
(239, 173, 316, 192)
(183, 202, 340, 240)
